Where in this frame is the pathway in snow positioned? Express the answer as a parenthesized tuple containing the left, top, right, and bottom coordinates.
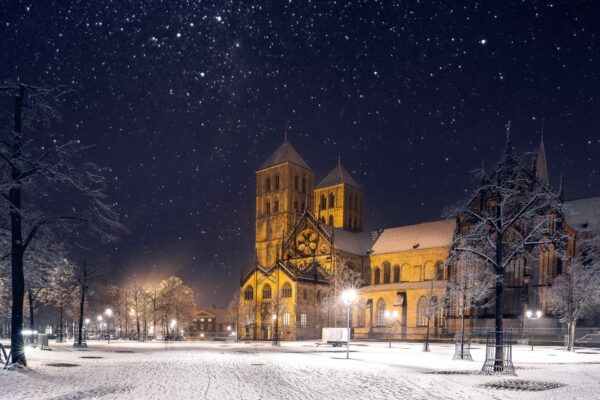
(2, 340, 600, 399)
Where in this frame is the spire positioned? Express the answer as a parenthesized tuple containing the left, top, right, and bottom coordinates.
(337, 153, 341, 165)
(535, 131, 549, 185)
(504, 120, 512, 155)
(284, 120, 288, 143)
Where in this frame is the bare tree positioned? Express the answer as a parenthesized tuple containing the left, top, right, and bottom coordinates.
(548, 236, 600, 351)
(157, 277, 196, 339)
(45, 259, 77, 343)
(422, 279, 440, 352)
(445, 253, 495, 359)
(129, 280, 145, 340)
(446, 124, 565, 370)
(0, 82, 124, 365)
(74, 260, 100, 347)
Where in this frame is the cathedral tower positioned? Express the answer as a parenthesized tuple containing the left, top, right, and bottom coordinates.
(314, 160, 364, 232)
(255, 138, 313, 266)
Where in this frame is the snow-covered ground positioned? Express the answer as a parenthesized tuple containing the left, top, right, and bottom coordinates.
(1, 339, 600, 399)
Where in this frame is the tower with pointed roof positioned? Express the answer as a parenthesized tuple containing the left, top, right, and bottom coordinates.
(255, 137, 314, 266)
(314, 159, 364, 232)
(535, 133, 549, 185)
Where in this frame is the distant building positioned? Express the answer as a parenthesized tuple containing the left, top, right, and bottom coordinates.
(188, 305, 236, 340)
(239, 133, 600, 341)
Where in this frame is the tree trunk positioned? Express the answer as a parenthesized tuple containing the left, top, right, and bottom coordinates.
(423, 319, 431, 352)
(59, 306, 64, 342)
(567, 320, 576, 351)
(494, 225, 505, 368)
(9, 85, 26, 365)
(460, 308, 466, 358)
(76, 262, 87, 346)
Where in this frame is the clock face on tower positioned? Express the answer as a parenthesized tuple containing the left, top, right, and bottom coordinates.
(296, 228, 318, 256)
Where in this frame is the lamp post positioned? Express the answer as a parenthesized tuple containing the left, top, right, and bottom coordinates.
(341, 289, 357, 360)
(384, 310, 400, 348)
(105, 308, 113, 344)
(526, 310, 543, 351)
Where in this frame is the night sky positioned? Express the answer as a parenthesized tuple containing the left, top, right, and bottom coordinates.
(1, 1, 599, 306)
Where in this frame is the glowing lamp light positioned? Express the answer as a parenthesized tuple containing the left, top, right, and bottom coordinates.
(272, 314, 277, 321)
(105, 308, 113, 317)
(97, 315, 103, 322)
(341, 289, 357, 305)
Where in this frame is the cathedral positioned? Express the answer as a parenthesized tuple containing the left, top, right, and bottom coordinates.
(238, 134, 600, 341)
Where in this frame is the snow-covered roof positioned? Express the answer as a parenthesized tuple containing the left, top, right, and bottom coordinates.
(317, 163, 361, 189)
(333, 228, 374, 255)
(371, 220, 456, 255)
(259, 140, 310, 171)
(563, 196, 600, 233)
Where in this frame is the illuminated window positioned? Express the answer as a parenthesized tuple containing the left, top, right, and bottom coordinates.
(376, 299, 386, 327)
(417, 296, 428, 327)
(300, 312, 307, 327)
(281, 283, 292, 298)
(283, 310, 290, 326)
(262, 284, 272, 300)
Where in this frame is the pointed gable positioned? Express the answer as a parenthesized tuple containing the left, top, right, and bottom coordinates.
(317, 163, 361, 189)
(259, 140, 311, 171)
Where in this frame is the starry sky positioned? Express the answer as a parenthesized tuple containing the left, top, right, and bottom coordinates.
(1, 1, 599, 305)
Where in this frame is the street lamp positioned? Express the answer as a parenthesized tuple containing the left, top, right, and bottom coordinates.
(526, 310, 543, 351)
(105, 308, 113, 344)
(341, 289, 357, 360)
(384, 310, 400, 348)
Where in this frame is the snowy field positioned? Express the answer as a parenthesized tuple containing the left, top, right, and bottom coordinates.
(2, 340, 600, 399)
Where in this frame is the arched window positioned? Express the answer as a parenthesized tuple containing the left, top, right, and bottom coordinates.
(401, 264, 409, 282)
(265, 177, 271, 192)
(383, 262, 391, 284)
(281, 283, 292, 298)
(300, 311, 308, 327)
(373, 267, 381, 285)
(302, 288, 308, 301)
(320, 217, 325, 224)
(357, 300, 366, 327)
(273, 198, 279, 213)
(244, 286, 253, 301)
(316, 290, 322, 304)
(328, 193, 335, 208)
(376, 299, 386, 327)
(328, 215, 334, 225)
(262, 284, 272, 300)
(417, 296, 428, 327)
(393, 265, 400, 283)
(274, 174, 280, 190)
(435, 261, 445, 280)
(424, 261, 433, 281)
(282, 310, 291, 326)
(294, 175, 299, 190)
(320, 195, 326, 209)
(265, 202, 271, 214)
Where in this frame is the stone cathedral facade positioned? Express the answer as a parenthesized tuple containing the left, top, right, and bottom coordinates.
(238, 135, 599, 341)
